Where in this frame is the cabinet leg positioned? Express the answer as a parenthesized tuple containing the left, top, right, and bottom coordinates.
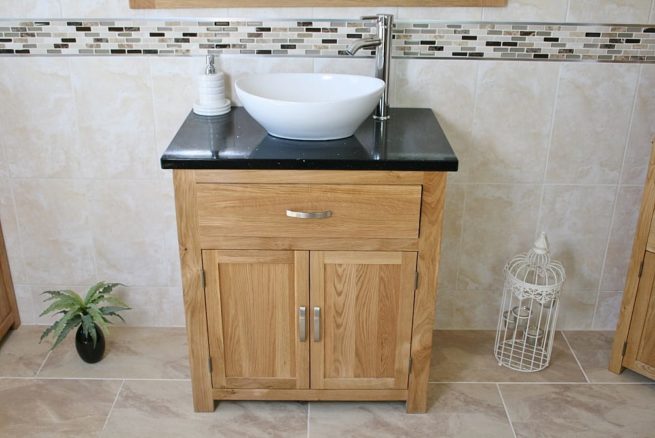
(192, 390, 215, 412)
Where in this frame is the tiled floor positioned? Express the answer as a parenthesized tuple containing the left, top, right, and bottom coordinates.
(1, 327, 654, 438)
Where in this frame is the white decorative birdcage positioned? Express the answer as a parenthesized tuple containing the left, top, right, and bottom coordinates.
(494, 232, 565, 372)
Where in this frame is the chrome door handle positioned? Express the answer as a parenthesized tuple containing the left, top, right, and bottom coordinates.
(313, 307, 321, 342)
(298, 307, 306, 342)
(286, 209, 332, 219)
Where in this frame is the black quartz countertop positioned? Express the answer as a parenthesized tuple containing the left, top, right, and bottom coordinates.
(160, 107, 458, 172)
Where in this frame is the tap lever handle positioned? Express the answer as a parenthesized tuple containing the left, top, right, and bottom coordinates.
(361, 15, 379, 20)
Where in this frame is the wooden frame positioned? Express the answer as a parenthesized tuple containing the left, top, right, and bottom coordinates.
(610, 140, 655, 374)
(131, 0, 506, 8)
(0, 221, 20, 340)
(173, 169, 446, 413)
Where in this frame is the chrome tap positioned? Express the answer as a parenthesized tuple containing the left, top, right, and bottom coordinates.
(346, 14, 394, 121)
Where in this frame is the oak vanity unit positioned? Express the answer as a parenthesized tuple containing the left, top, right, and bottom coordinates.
(161, 107, 458, 413)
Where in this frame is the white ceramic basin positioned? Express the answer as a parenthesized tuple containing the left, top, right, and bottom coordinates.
(235, 73, 385, 141)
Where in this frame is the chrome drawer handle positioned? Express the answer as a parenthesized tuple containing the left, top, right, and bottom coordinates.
(313, 307, 321, 342)
(286, 209, 332, 219)
(298, 307, 307, 342)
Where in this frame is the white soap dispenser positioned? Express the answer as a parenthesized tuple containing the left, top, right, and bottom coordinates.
(193, 55, 231, 116)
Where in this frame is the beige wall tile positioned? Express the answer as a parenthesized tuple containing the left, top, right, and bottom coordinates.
(593, 290, 623, 330)
(394, 59, 478, 183)
(622, 65, 655, 186)
(483, 0, 569, 21)
(12, 179, 96, 285)
(88, 179, 180, 288)
(458, 184, 542, 291)
(311, 7, 397, 19)
(600, 185, 643, 291)
(221, 56, 314, 106)
(396, 7, 482, 20)
(230, 7, 312, 17)
(437, 183, 465, 293)
(149, 57, 204, 161)
(12, 284, 34, 325)
(0, 58, 83, 178)
(547, 63, 639, 184)
(567, 0, 653, 22)
(436, 289, 502, 330)
(59, 0, 229, 17)
(469, 61, 559, 183)
(558, 289, 597, 330)
(313, 57, 375, 76)
(114, 286, 185, 327)
(70, 57, 160, 179)
(0, 1, 61, 17)
(539, 185, 616, 291)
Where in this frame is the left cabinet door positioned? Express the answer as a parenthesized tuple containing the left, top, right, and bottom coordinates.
(203, 250, 310, 389)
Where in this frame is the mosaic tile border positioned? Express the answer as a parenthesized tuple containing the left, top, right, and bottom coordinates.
(0, 18, 653, 62)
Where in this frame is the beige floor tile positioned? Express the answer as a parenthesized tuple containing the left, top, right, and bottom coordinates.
(564, 331, 651, 383)
(0, 326, 50, 377)
(39, 326, 189, 379)
(102, 380, 307, 438)
(430, 330, 586, 383)
(0, 378, 121, 438)
(308, 383, 513, 438)
(500, 383, 655, 438)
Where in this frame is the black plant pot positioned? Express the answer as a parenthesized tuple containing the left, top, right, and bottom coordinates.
(75, 324, 105, 363)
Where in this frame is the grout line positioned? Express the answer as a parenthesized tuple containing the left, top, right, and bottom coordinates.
(34, 350, 52, 377)
(560, 332, 590, 383)
(101, 379, 124, 435)
(307, 401, 311, 438)
(427, 380, 655, 385)
(535, 62, 563, 237)
(0, 376, 191, 381)
(496, 383, 517, 438)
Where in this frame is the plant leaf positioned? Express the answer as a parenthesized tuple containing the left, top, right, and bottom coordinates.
(100, 295, 129, 308)
(51, 315, 82, 350)
(87, 307, 110, 335)
(81, 314, 97, 348)
(39, 322, 58, 343)
(39, 296, 81, 317)
(84, 281, 107, 305)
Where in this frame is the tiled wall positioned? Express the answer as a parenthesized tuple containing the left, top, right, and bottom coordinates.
(1, 0, 654, 330)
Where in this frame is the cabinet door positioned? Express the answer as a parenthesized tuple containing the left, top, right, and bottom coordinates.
(310, 251, 417, 390)
(624, 251, 655, 379)
(203, 250, 309, 389)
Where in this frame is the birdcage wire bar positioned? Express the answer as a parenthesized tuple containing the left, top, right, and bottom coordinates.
(494, 232, 565, 372)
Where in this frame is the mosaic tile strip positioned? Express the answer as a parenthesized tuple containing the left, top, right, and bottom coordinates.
(0, 18, 653, 62)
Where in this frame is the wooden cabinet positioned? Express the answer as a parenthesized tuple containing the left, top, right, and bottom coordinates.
(0, 221, 20, 341)
(611, 140, 655, 380)
(173, 170, 446, 413)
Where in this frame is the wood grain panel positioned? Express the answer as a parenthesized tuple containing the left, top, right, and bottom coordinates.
(204, 250, 309, 390)
(133, 0, 505, 9)
(194, 170, 425, 185)
(311, 251, 416, 390)
(196, 184, 422, 239)
(196, 235, 419, 252)
(173, 170, 214, 411)
(212, 388, 408, 401)
(407, 172, 446, 413)
(647, 213, 655, 252)
(610, 140, 655, 373)
(0, 220, 19, 339)
(623, 251, 655, 380)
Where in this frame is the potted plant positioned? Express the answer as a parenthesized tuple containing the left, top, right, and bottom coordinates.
(40, 281, 130, 363)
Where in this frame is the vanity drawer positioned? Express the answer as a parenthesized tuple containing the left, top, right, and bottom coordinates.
(195, 184, 422, 239)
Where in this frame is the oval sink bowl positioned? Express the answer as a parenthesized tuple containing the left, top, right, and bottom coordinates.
(235, 73, 384, 141)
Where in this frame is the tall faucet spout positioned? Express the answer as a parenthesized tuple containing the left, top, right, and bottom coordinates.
(345, 38, 381, 56)
(346, 14, 393, 121)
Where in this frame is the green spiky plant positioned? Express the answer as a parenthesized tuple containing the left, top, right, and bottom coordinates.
(39, 281, 130, 350)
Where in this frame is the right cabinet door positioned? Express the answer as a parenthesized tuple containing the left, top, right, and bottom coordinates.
(310, 251, 417, 390)
(624, 250, 655, 379)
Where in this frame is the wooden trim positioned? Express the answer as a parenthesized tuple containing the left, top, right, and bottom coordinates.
(0, 222, 19, 337)
(406, 172, 446, 413)
(133, 0, 505, 8)
(212, 388, 408, 401)
(173, 170, 214, 412)
(197, 235, 419, 252)
(610, 140, 655, 373)
(623, 251, 655, 375)
(194, 170, 425, 185)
